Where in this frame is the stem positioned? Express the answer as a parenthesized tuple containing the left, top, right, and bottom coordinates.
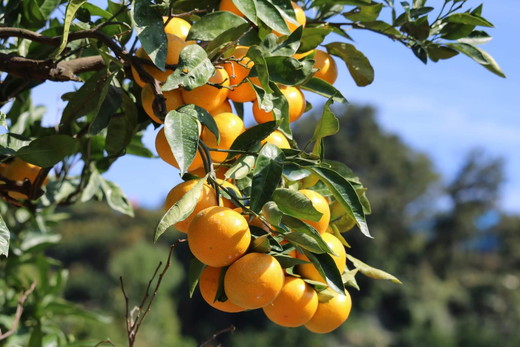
(0, 282, 37, 341)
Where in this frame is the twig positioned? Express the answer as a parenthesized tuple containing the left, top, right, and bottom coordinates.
(199, 325, 236, 347)
(119, 239, 186, 347)
(0, 281, 37, 341)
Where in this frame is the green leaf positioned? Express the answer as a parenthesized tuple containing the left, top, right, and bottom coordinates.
(255, 0, 290, 35)
(225, 155, 256, 180)
(247, 46, 272, 93)
(0, 111, 7, 130)
(445, 12, 494, 27)
(271, 25, 303, 57)
(261, 201, 283, 226)
(447, 43, 505, 78)
(457, 30, 492, 45)
(89, 86, 122, 135)
(325, 42, 374, 87)
(310, 167, 371, 238)
(303, 249, 345, 295)
(347, 254, 402, 284)
(273, 254, 308, 268)
(298, 27, 333, 53)
(178, 104, 219, 142)
(400, 16, 430, 41)
(81, 165, 103, 203)
(17, 135, 78, 167)
(272, 188, 323, 222)
(311, 98, 339, 143)
(188, 11, 248, 41)
(205, 23, 251, 59)
(132, 0, 167, 70)
(154, 177, 207, 242)
(99, 178, 134, 217)
(263, 56, 314, 85)
(162, 45, 215, 91)
(164, 110, 200, 175)
(82, 2, 112, 19)
(343, 3, 383, 22)
(232, 0, 258, 24)
(188, 258, 205, 298)
(250, 144, 284, 212)
(0, 215, 9, 257)
(427, 44, 459, 62)
(360, 21, 402, 37)
(282, 216, 333, 254)
(301, 77, 348, 104)
(54, 0, 86, 57)
(105, 111, 136, 157)
(229, 121, 277, 156)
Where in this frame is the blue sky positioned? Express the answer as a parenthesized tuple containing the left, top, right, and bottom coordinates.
(8, 0, 519, 213)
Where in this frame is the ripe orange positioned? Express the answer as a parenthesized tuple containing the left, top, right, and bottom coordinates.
(262, 130, 291, 149)
(199, 266, 245, 313)
(164, 179, 218, 233)
(223, 46, 259, 103)
(305, 291, 352, 334)
(296, 233, 346, 282)
(300, 172, 319, 188)
(163, 17, 191, 40)
(155, 127, 204, 171)
(274, 1, 306, 36)
(141, 84, 184, 124)
(209, 99, 232, 116)
(188, 206, 251, 267)
(200, 112, 245, 163)
(1, 158, 47, 200)
(218, 0, 244, 17)
(224, 252, 284, 309)
(131, 34, 188, 87)
(313, 49, 338, 85)
(252, 86, 306, 123)
(181, 68, 230, 112)
(298, 189, 330, 234)
(263, 276, 318, 327)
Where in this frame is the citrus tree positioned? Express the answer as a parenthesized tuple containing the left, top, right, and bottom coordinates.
(0, 0, 503, 345)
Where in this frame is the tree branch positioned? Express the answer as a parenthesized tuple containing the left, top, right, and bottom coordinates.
(0, 281, 37, 341)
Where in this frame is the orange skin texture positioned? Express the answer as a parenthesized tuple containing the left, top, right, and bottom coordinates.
(181, 68, 230, 112)
(164, 180, 218, 233)
(163, 17, 191, 40)
(262, 130, 291, 149)
(155, 127, 204, 171)
(263, 276, 318, 327)
(219, 0, 244, 17)
(296, 233, 346, 282)
(313, 49, 338, 85)
(188, 164, 228, 180)
(131, 35, 188, 87)
(199, 266, 245, 313)
(200, 112, 245, 163)
(305, 291, 352, 334)
(188, 206, 251, 267)
(1, 158, 47, 200)
(209, 99, 233, 116)
(253, 86, 306, 123)
(141, 85, 184, 124)
(224, 252, 284, 309)
(224, 46, 259, 103)
(298, 189, 331, 234)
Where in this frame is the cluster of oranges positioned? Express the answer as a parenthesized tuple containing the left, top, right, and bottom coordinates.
(134, 1, 350, 334)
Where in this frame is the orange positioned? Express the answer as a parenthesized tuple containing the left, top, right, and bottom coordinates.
(163, 17, 191, 40)
(1, 158, 47, 200)
(200, 112, 245, 163)
(224, 252, 284, 309)
(209, 99, 233, 116)
(298, 189, 330, 234)
(219, 0, 244, 17)
(296, 233, 346, 282)
(141, 84, 184, 124)
(305, 291, 352, 334)
(155, 127, 204, 171)
(252, 86, 305, 123)
(313, 49, 338, 85)
(131, 34, 188, 87)
(300, 172, 319, 188)
(223, 46, 259, 103)
(274, 1, 306, 36)
(199, 266, 245, 313)
(181, 68, 230, 112)
(188, 206, 251, 267)
(188, 164, 227, 179)
(164, 179, 218, 233)
(217, 179, 241, 208)
(263, 276, 318, 327)
(262, 130, 290, 149)
(233, 207, 270, 233)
